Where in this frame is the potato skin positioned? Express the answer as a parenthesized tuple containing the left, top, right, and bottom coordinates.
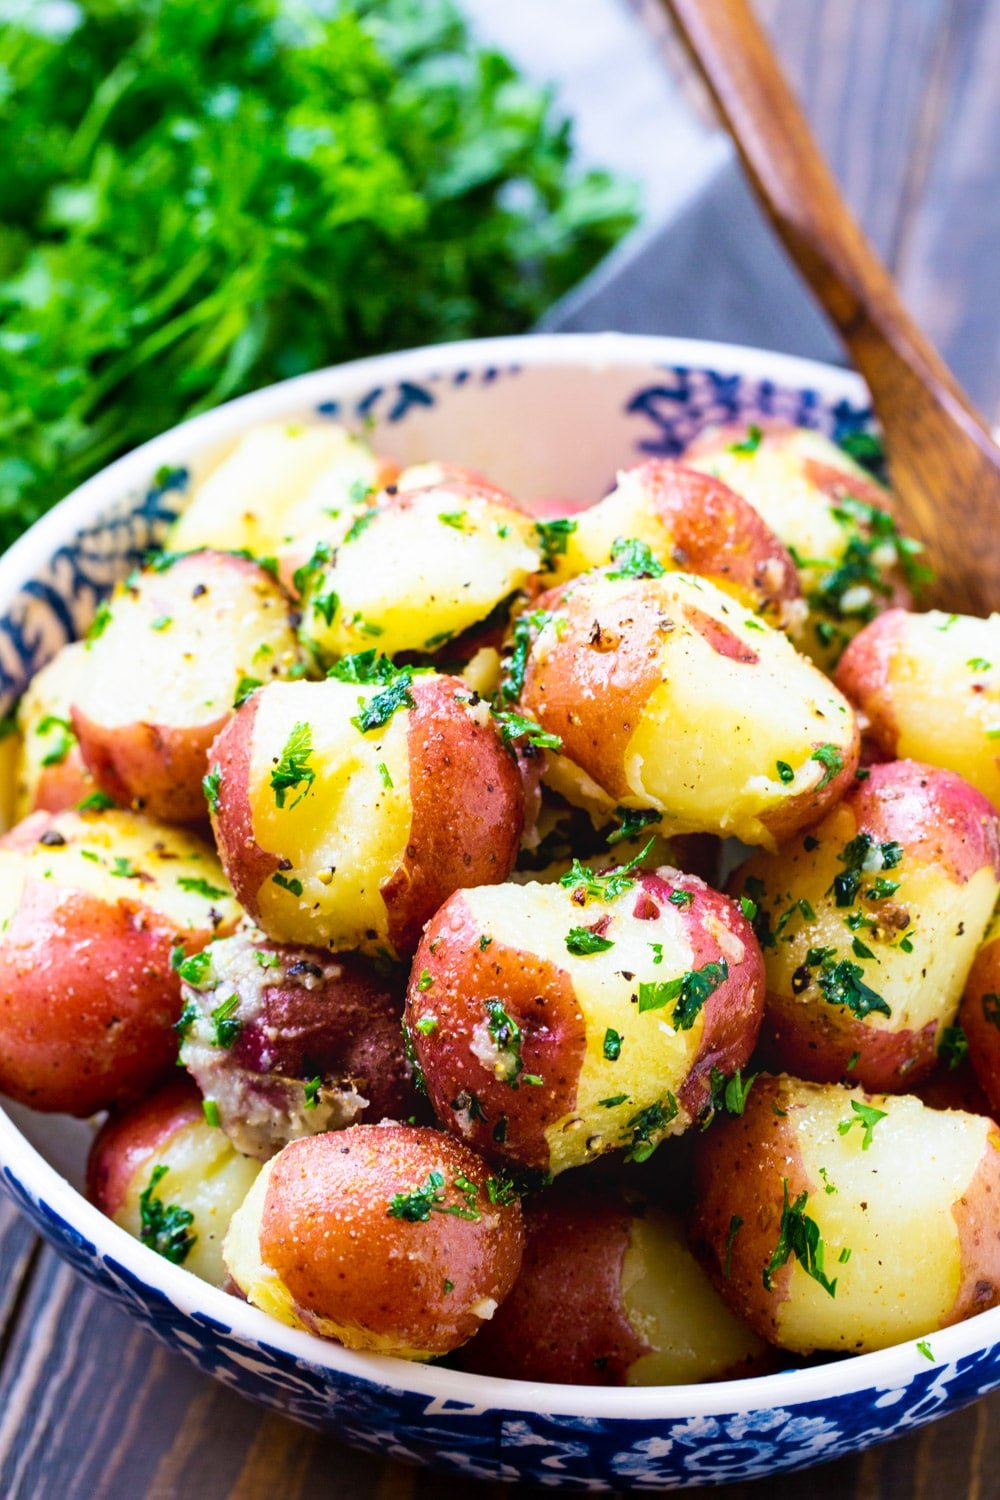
(406, 867, 764, 1175)
(459, 1183, 770, 1385)
(732, 760, 1000, 1092)
(178, 928, 417, 1159)
(518, 570, 859, 847)
(0, 808, 240, 1114)
(224, 1124, 524, 1358)
(71, 551, 301, 823)
(691, 1074, 1000, 1354)
(960, 914, 1000, 1118)
(836, 609, 1000, 810)
(549, 460, 801, 621)
(209, 673, 524, 957)
(683, 420, 915, 669)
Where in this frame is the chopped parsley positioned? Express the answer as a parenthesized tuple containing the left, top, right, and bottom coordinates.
(603, 1027, 623, 1061)
(968, 657, 993, 672)
(202, 763, 222, 814)
(438, 510, 468, 530)
(500, 608, 557, 703)
(916, 1339, 935, 1363)
(210, 993, 241, 1048)
(233, 675, 262, 707)
(387, 1169, 483, 1223)
(343, 508, 378, 544)
(270, 721, 316, 807)
(414, 1015, 438, 1036)
(621, 1096, 678, 1162)
(727, 423, 763, 456)
(254, 950, 281, 970)
(138, 1164, 196, 1265)
(724, 1214, 743, 1279)
(606, 535, 665, 580)
(352, 674, 415, 734)
(328, 650, 402, 686)
(599, 1093, 629, 1108)
(483, 998, 539, 1087)
(535, 517, 578, 570)
(559, 837, 655, 905)
(36, 714, 75, 767)
(303, 1076, 322, 1109)
(939, 1024, 969, 1070)
(762, 1180, 837, 1298)
(607, 805, 660, 846)
(739, 895, 758, 923)
(176, 950, 213, 987)
(810, 743, 844, 789)
(77, 789, 116, 812)
(817, 959, 891, 1019)
(668, 890, 694, 908)
(376, 761, 393, 789)
(86, 599, 113, 643)
(492, 708, 562, 752)
(834, 832, 904, 907)
(272, 871, 303, 897)
(565, 926, 615, 956)
(706, 1067, 757, 1122)
(202, 1099, 220, 1127)
(110, 857, 139, 878)
(776, 759, 795, 784)
(838, 1098, 887, 1150)
(637, 958, 728, 1029)
(416, 968, 434, 992)
(177, 876, 227, 900)
(292, 541, 333, 598)
(174, 999, 199, 1042)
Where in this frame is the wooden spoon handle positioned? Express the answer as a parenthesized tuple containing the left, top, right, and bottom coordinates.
(662, 0, 989, 438)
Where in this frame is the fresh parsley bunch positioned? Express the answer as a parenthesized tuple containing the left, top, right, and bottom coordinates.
(0, 0, 636, 547)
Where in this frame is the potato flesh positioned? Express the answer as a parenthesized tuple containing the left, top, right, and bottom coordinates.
(622, 1207, 767, 1384)
(0, 809, 240, 932)
(459, 881, 701, 1175)
(744, 803, 998, 1036)
(303, 490, 540, 659)
(170, 423, 382, 556)
(774, 1088, 989, 1351)
(117, 1119, 260, 1287)
(14, 642, 90, 817)
(247, 679, 413, 953)
(538, 574, 855, 846)
(882, 612, 1000, 807)
(77, 562, 298, 731)
(544, 468, 667, 583)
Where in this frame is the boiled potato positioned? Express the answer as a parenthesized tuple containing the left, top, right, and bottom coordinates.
(836, 608, 1000, 809)
(459, 1182, 771, 1384)
(960, 911, 1000, 1118)
(691, 1074, 1000, 1354)
(87, 1079, 260, 1286)
(684, 421, 922, 669)
(516, 569, 859, 847)
(208, 667, 523, 958)
(731, 760, 1000, 1092)
(178, 926, 417, 1159)
(0, 807, 241, 1114)
(169, 421, 395, 560)
(541, 460, 802, 624)
(406, 865, 764, 1176)
(295, 479, 541, 662)
(71, 551, 302, 824)
(13, 641, 95, 818)
(224, 1123, 524, 1358)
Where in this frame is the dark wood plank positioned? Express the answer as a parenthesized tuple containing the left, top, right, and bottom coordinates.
(0, 1195, 39, 1345)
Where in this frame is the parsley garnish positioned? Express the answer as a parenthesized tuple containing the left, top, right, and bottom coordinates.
(834, 832, 904, 907)
(303, 1076, 322, 1109)
(438, 510, 468, 530)
(174, 999, 199, 1042)
(637, 959, 728, 1029)
(817, 959, 891, 1019)
(492, 708, 562, 751)
(270, 721, 316, 808)
(916, 1339, 935, 1363)
(202, 763, 222, 814)
(838, 1098, 887, 1150)
(606, 535, 665, 580)
(352, 674, 414, 734)
(706, 1067, 757, 1122)
(328, 650, 402, 686)
(724, 1214, 743, 1279)
(344, 509, 378, 544)
(77, 789, 116, 812)
(762, 1179, 837, 1297)
(939, 1024, 968, 1070)
(177, 950, 213, 986)
(603, 1027, 623, 1061)
(535, 517, 577, 570)
(210, 993, 240, 1048)
(776, 759, 794, 784)
(202, 1100, 220, 1127)
(621, 1096, 678, 1162)
(483, 998, 539, 1087)
(810, 743, 843, 789)
(387, 1170, 483, 1223)
(272, 871, 303, 897)
(565, 926, 615, 956)
(727, 424, 763, 456)
(87, 599, 113, 643)
(234, 675, 262, 707)
(177, 876, 227, 900)
(668, 890, 694, 908)
(414, 1015, 437, 1036)
(138, 1165, 196, 1265)
(607, 806, 660, 846)
(558, 837, 655, 905)
(500, 608, 557, 703)
(36, 714, 75, 767)
(599, 1094, 629, 1108)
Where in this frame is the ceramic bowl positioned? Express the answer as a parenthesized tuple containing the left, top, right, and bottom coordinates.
(2, 333, 998, 1492)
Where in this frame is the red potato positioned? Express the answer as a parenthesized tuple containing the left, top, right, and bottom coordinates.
(459, 1182, 771, 1384)
(960, 912, 1000, 1117)
(224, 1123, 524, 1358)
(516, 569, 859, 848)
(683, 420, 920, 669)
(0, 807, 241, 1115)
(208, 668, 523, 959)
(406, 865, 764, 1176)
(836, 608, 1000, 810)
(87, 1079, 260, 1286)
(691, 1074, 1000, 1354)
(71, 551, 302, 824)
(177, 927, 418, 1159)
(169, 420, 396, 560)
(543, 460, 802, 624)
(731, 761, 1000, 1093)
(295, 479, 541, 663)
(14, 642, 95, 818)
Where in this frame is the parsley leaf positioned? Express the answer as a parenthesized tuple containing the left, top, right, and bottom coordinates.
(606, 536, 665, 580)
(270, 721, 316, 808)
(838, 1098, 887, 1150)
(565, 926, 615, 956)
(763, 1179, 837, 1297)
(817, 959, 891, 1019)
(352, 674, 414, 734)
(637, 959, 728, 1028)
(810, 743, 844, 789)
(535, 517, 578, 570)
(138, 1164, 196, 1265)
(492, 709, 562, 751)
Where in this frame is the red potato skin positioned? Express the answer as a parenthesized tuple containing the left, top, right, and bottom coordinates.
(520, 579, 859, 836)
(834, 610, 906, 757)
(621, 461, 801, 615)
(258, 1125, 524, 1354)
(750, 761, 1000, 1093)
(87, 1079, 203, 1217)
(950, 1149, 1000, 1322)
(635, 872, 765, 1119)
(380, 676, 524, 955)
(960, 934, 1000, 1118)
(689, 1076, 803, 1343)
(208, 693, 281, 923)
(30, 745, 93, 815)
(0, 877, 215, 1117)
(72, 708, 228, 824)
(459, 1184, 650, 1384)
(408, 890, 586, 1169)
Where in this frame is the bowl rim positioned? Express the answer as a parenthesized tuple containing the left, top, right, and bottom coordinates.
(3, 328, 994, 1422)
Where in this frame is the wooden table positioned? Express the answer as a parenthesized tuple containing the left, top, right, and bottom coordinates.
(3, 2, 1000, 1495)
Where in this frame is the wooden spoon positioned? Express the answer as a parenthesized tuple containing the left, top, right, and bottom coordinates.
(662, 0, 1000, 615)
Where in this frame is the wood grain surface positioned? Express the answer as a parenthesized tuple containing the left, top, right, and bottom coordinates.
(3, 2, 1000, 1496)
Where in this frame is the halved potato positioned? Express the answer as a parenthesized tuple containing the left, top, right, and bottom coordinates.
(14, 641, 95, 818)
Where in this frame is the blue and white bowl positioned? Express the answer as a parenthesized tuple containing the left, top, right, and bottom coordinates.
(2, 333, 997, 1491)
